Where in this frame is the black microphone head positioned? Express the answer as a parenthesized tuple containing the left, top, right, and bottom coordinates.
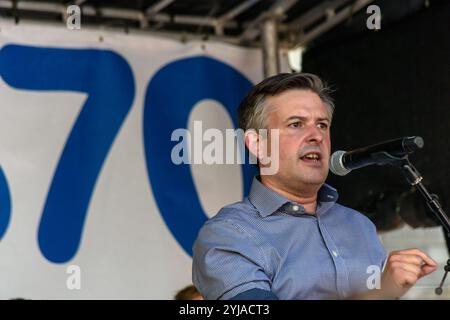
(403, 136, 424, 153)
(330, 150, 351, 176)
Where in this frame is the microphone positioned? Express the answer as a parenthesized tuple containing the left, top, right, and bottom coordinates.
(330, 136, 424, 176)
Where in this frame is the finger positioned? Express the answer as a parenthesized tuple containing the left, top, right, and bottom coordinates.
(390, 261, 421, 276)
(389, 254, 425, 266)
(395, 249, 437, 267)
(420, 264, 438, 277)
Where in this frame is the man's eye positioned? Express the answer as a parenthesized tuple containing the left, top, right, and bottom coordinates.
(289, 122, 300, 128)
(318, 123, 329, 129)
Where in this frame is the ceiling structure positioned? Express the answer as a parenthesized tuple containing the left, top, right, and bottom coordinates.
(0, 0, 399, 48)
(0, 0, 441, 51)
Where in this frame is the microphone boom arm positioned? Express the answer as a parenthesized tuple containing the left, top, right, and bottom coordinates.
(386, 155, 450, 296)
(397, 159, 450, 236)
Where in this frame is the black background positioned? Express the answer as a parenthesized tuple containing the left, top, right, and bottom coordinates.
(303, 0, 450, 236)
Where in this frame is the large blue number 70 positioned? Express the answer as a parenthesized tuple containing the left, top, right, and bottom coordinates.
(0, 45, 135, 263)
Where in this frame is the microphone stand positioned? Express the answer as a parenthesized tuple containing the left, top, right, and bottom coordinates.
(380, 152, 450, 296)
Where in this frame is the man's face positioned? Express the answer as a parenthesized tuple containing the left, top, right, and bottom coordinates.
(264, 89, 331, 190)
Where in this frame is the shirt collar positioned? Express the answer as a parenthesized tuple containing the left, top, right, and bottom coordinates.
(248, 176, 339, 218)
(248, 176, 290, 217)
(316, 183, 339, 216)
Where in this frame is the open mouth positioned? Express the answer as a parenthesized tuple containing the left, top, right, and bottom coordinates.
(300, 152, 322, 164)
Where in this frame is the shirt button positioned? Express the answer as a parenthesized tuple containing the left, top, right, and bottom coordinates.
(292, 205, 299, 211)
(332, 250, 338, 257)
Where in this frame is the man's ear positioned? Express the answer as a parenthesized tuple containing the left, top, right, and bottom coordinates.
(244, 129, 260, 161)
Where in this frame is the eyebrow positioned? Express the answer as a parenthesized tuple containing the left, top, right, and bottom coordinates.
(285, 116, 331, 123)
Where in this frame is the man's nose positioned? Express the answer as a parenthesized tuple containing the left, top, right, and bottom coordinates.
(305, 125, 323, 144)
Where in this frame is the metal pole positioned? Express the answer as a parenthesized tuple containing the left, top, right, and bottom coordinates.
(261, 17, 279, 78)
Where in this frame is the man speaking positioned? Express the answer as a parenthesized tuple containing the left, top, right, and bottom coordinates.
(192, 73, 437, 300)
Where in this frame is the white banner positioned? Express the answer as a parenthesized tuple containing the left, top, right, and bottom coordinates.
(0, 20, 289, 299)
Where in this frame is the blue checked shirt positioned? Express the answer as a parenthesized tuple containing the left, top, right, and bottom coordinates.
(192, 177, 387, 300)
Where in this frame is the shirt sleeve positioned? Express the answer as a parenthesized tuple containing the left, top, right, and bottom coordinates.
(230, 288, 278, 300)
(192, 218, 273, 300)
(368, 218, 388, 269)
(359, 213, 388, 271)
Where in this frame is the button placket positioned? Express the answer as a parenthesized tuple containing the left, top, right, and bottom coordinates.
(317, 220, 350, 298)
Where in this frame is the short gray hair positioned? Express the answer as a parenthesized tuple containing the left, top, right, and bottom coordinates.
(237, 73, 335, 131)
